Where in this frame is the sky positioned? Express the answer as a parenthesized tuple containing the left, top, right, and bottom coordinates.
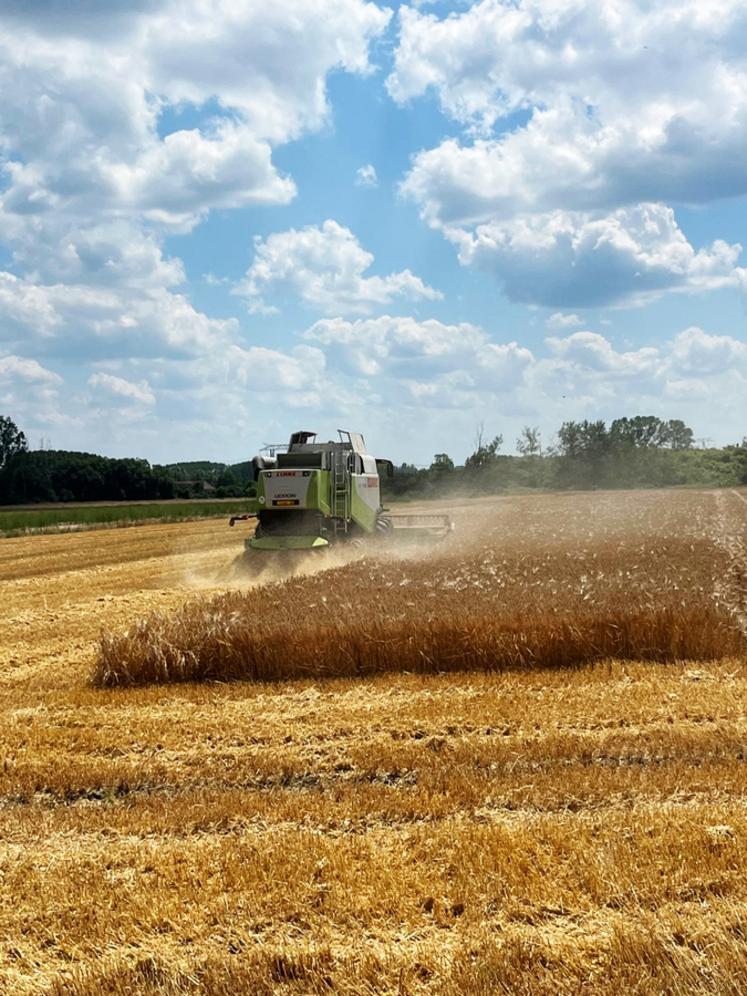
(0, 0, 746, 466)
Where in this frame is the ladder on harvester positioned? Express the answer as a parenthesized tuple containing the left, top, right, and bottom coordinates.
(331, 447, 350, 533)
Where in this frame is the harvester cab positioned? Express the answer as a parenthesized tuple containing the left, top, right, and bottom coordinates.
(230, 429, 452, 554)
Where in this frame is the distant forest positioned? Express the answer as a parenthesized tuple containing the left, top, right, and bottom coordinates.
(0, 415, 254, 504)
(1, 413, 745, 505)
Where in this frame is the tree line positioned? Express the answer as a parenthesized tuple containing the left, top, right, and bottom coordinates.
(0, 416, 254, 503)
(386, 416, 747, 497)
(0, 423, 174, 504)
(2, 412, 746, 505)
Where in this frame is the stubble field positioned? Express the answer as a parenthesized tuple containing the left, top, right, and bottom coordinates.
(1, 488, 747, 994)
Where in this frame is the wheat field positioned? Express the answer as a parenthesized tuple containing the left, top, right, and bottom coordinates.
(1, 489, 747, 993)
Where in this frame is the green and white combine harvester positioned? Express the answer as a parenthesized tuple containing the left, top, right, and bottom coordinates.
(230, 430, 453, 555)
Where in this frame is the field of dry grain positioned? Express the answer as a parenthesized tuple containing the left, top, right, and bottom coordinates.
(1, 489, 747, 994)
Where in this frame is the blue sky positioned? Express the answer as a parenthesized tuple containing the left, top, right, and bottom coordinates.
(0, 0, 746, 465)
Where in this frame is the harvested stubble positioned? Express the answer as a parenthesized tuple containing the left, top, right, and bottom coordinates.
(6, 657, 747, 995)
(5, 489, 747, 993)
(94, 534, 746, 686)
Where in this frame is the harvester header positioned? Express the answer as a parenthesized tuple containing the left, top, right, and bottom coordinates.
(230, 429, 452, 554)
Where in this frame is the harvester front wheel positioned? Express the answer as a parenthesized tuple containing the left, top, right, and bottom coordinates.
(375, 514, 393, 535)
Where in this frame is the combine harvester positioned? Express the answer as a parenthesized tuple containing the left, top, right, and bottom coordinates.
(230, 429, 452, 557)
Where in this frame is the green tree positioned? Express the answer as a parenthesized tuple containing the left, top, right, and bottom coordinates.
(215, 466, 244, 497)
(0, 415, 27, 469)
(556, 420, 610, 487)
(734, 438, 747, 484)
(465, 426, 503, 469)
(609, 415, 694, 451)
(661, 419, 694, 450)
(557, 420, 609, 460)
(609, 415, 662, 449)
(516, 426, 542, 456)
(429, 453, 454, 474)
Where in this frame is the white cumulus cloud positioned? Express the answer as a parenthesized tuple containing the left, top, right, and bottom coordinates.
(0, 354, 66, 432)
(391, 0, 747, 307)
(236, 221, 442, 316)
(0, 355, 62, 385)
(668, 326, 747, 376)
(457, 204, 746, 308)
(0, 0, 392, 398)
(300, 317, 747, 440)
(305, 314, 534, 408)
(0, 0, 390, 235)
(546, 313, 582, 330)
(545, 331, 660, 377)
(355, 164, 378, 188)
(88, 372, 156, 406)
(533, 326, 747, 420)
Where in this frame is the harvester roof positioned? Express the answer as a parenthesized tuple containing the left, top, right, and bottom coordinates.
(287, 429, 367, 454)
